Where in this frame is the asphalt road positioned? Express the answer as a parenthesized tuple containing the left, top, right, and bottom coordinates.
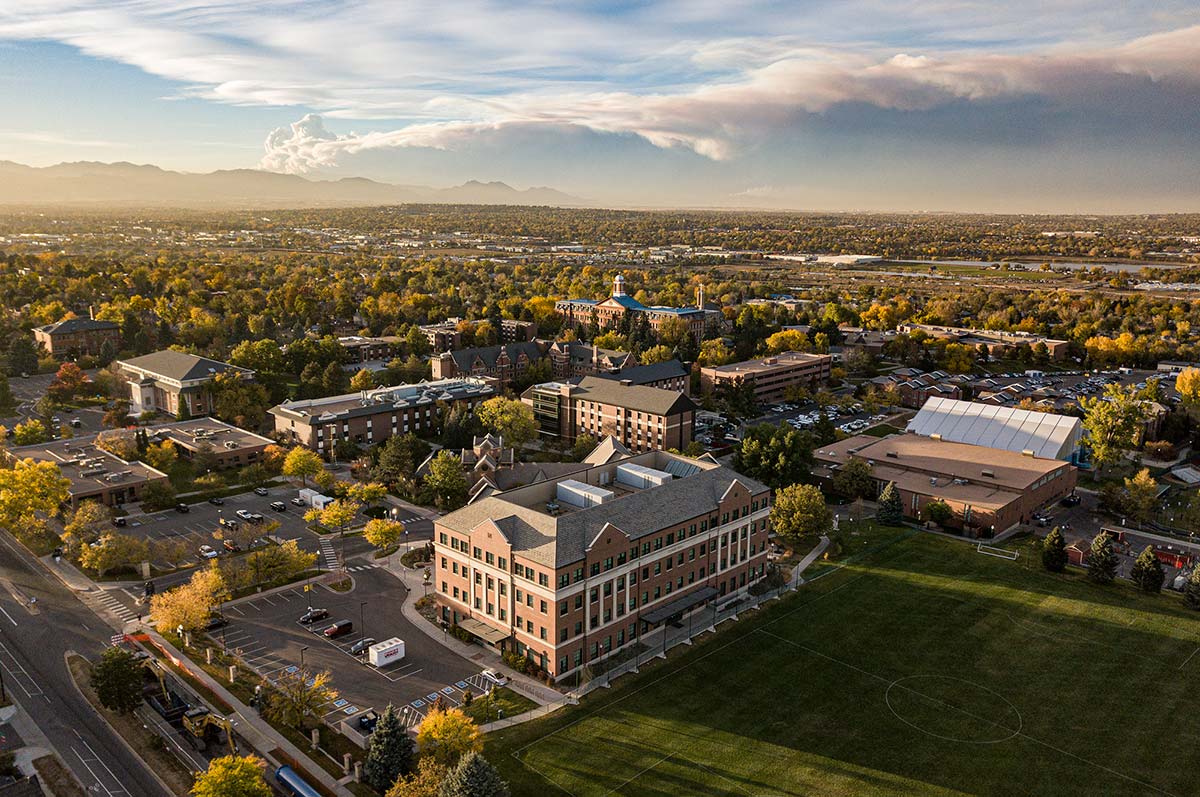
(210, 565, 480, 733)
(0, 533, 168, 796)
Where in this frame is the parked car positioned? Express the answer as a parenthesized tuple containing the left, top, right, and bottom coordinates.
(198, 544, 219, 559)
(253, 487, 269, 496)
(111, 516, 127, 527)
(323, 620, 353, 638)
(69, 418, 82, 428)
(290, 497, 307, 507)
(205, 615, 229, 631)
(175, 503, 190, 513)
(1060, 494, 1081, 507)
(248, 513, 265, 525)
(481, 668, 509, 687)
(349, 637, 376, 656)
(236, 510, 254, 521)
(222, 539, 241, 553)
(220, 517, 239, 530)
(299, 607, 329, 625)
(269, 501, 286, 512)
(208, 497, 224, 506)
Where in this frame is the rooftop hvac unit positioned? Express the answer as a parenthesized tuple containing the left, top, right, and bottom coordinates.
(81, 467, 107, 477)
(224, 441, 237, 449)
(616, 463, 673, 489)
(556, 479, 614, 508)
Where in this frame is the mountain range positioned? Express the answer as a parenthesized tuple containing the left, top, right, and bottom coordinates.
(0, 161, 585, 208)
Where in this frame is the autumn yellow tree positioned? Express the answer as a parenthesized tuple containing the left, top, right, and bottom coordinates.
(150, 564, 226, 633)
(416, 708, 481, 767)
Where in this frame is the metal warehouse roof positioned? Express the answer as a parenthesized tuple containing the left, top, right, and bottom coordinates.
(905, 396, 1082, 460)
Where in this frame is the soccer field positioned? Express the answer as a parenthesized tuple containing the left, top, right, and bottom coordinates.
(486, 528, 1200, 796)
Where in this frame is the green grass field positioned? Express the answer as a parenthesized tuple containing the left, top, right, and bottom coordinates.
(487, 528, 1200, 796)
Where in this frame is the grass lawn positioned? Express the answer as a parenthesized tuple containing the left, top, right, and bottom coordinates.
(461, 687, 537, 725)
(487, 527, 1200, 796)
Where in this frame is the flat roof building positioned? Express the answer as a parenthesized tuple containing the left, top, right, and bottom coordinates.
(145, 417, 275, 470)
(699, 351, 832, 404)
(7, 438, 169, 508)
(434, 447, 772, 681)
(906, 397, 1082, 461)
(814, 433, 1076, 536)
(270, 378, 497, 456)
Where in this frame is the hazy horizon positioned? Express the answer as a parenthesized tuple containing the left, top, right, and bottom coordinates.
(2, 2, 1199, 213)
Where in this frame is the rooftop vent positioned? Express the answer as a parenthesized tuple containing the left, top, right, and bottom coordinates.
(886, 451, 898, 459)
(981, 469, 995, 478)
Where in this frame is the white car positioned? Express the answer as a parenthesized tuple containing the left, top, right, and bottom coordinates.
(198, 544, 219, 559)
(236, 509, 254, 521)
(481, 668, 508, 687)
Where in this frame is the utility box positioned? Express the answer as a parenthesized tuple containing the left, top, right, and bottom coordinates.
(368, 638, 405, 667)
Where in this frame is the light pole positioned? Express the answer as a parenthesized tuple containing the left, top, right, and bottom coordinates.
(300, 645, 308, 676)
(359, 601, 368, 649)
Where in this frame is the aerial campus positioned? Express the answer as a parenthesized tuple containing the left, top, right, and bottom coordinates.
(1, 4, 1200, 797)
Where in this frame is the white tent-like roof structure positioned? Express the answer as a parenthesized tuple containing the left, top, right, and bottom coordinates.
(905, 397, 1082, 460)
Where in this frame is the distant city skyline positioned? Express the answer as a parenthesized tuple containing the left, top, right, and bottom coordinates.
(1, 2, 1199, 212)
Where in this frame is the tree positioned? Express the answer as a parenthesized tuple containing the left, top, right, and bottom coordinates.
(150, 565, 226, 632)
(638, 345, 674, 365)
(95, 429, 139, 460)
(425, 451, 469, 510)
(437, 752, 509, 797)
(190, 755, 271, 797)
(1042, 526, 1067, 573)
(209, 373, 272, 429)
(570, 434, 597, 462)
(1177, 367, 1200, 413)
(416, 708, 481, 767)
(61, 501, 113, 553)
(363, 705, 417, 790)
(476, 397, 537, 449)
(364, 519, 405, 552)
(387, 759, 448, 797)
(7, 335, 37, 377)
(0, 459, 72, 530)
(764, 330, 810, 355)
(924, 500, 952, 526)
(91, 647, 143, 714)
(47, 362, 92, 404)
(877, 482, 903, 526)
(265, 668, 338, 730)
(140, 480, 178, 511)
(1121, 468, 1158, 526)
(103, 400, 131, 429)
(0, 372, 15, 416)
(373, 433, 431, 486)
(1087, 531, 1118, 584)
(348, 481, 387, 508)
(830, 458, 874, 502)
(244, 539, 316, 585)
(1081, 385, 1145, 474)
(770, 484, 832, 545)
(239, 463, 270, 487)
(732, 424, 814, 490)
(1130, 545, 1164, 593)
(306, 498, 361, 539)
(350, 368, 378, 392)
(10, 419, 48, 446)
(283, 447, 323, 486)
(78, 532, 149, 578)
(143, 440, 178, 472)
(1185, 566, 1200, 610)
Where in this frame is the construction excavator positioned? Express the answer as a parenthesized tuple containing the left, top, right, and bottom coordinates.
(181, 707, 238, 754)
(139, 654, 238, 754)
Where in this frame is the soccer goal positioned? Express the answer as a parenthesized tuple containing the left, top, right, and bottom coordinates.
(977, 542, 1019, 560)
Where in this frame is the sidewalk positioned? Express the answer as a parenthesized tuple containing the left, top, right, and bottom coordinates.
(790, 535, 830, 587)
(145, 629, 355, 797)
(385, 556, 561, 706)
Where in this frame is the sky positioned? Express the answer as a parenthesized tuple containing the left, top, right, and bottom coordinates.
(1, 2, 1199, 212)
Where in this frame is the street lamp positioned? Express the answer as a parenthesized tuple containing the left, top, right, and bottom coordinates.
(359, 601, 368, 649)
(300, 645, 309, 675)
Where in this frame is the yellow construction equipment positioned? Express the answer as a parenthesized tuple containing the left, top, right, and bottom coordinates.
(181, 707, 237, 754)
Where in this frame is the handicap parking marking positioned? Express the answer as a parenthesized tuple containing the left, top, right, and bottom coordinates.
(426, 693, 439, 702)
(411, 699, 425, 708)
(454, 680, 469, 689)
(284, 665, 299, 674)
(333, 698, 348, 708)
(343, 706, 358, 715)
(441, 687, 456, 695)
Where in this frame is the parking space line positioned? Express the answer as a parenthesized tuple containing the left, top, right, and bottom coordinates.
(227, 605, 245, 616)
(260, 596, 276, 606)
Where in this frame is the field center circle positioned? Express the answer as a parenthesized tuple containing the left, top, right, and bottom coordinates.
(885, 674, 1023, 744)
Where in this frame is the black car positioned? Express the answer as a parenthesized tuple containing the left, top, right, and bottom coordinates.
(1060, 494, 1081, 507)
(349, 637, 376, 656)
(206, 615, 229, 631)
(299, 607, 329, 625)
(208, 497, 224, 506)
(175, 503, 190, 513)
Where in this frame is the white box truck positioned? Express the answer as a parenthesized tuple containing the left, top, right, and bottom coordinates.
(368, 638, 405, 667)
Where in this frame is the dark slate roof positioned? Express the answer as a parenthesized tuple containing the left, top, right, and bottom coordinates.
(118, 351, 250, 382)
(592, 359, 688, 386)
(447, 341, 546, 371)
(37, 317, 119, 334)
(572, 376, 696, 416)
(609, 294, 646, 310)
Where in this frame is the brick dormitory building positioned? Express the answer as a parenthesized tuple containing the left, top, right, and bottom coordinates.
(433, 447, 772, 682)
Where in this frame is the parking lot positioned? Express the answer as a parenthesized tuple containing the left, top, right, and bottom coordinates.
(209, 565, 484, 732)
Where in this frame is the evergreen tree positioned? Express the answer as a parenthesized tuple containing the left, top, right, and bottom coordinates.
(877, 482, 903, 526)
(0, 371, 15, 415)
(1130, 545, 1164, 593)
(91, 647, 144, 714)
(7, 335, 37, 376)
(1087, 531, 1118, 584)
(812, 410, 836, 445)
(436, 752, 509, 797)
(1185, 566, 1200, 610)
(363, 705, 416, 791)
(1041, 526, 1068, 573)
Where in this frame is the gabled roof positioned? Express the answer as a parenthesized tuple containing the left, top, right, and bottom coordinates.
(592, 359, 688, 386)
(446, 341, 545, 371)
(571, 376, 697, 416)
(117, 350, 250, 382)
(37, 317, 119, 334)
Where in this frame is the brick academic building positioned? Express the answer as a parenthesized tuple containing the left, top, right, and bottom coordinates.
(433, 449, 771, 682)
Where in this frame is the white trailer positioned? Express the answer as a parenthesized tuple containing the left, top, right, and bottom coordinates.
(368, 638, 405, 667)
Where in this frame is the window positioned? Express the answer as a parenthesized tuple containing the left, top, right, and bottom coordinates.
(654, 562, 661, 575)
(453, 587, 459, 599)
(574, 594, 583, 610)
(485, 552, 495, 565)
(604, 557, 613, 571)
(515, 588, 523, 602)
(654, 537, 663, 551)
(603, 581, 613, 596)
(499, 583, 506, 596)
(499, 608, 506, 621)
(540, 627, 547, 641)
(539, 573, 549, 587)
(575, 621, 583, 635)
(630, 571, 637, 585)
(559, 574, 570, 588)
(473, 546, 482, 559)
(439, 532, 448, 544)
(574, 567, 585, 582)
(474, 572, 482, 584)
(498, 557, 507, 570)
(486, 602, 494, 615)
(540, 600, 548, 614)
(452, 562, 458, 575)
(486, 576, 494, 590)
(590, 562, 601, 576)
(440, 557, 447, 568)
(560, 629, 569, 642)
(590, 588, 599, 604)
(441, 581, 447, 593)
(474, 597, 481, 609)
(617, 576, 625, 591)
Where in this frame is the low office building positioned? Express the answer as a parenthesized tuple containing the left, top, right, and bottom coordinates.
(523, 376, 697, 453)
(337, 336, 396, 363)
(699, 351, 832, 404)
(270, 378, 497, 456)
(419, 320, 464, 353)
(897, 323, 1070, 361)
(145, 417, 275, 470)
(33, 316, 121, 359)
(6, 438, 169, 508)
(501, 319, 538, 343)
(813, 433, 1076, 536)
(433, 448, 772, 681)
(115, 350, 254, 418)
